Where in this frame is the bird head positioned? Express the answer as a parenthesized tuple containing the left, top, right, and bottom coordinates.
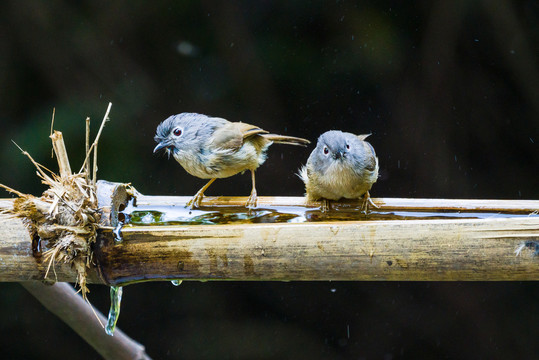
(153, 113, 209, 157)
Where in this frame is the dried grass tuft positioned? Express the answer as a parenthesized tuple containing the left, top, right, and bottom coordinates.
(0, 103, 112, 299)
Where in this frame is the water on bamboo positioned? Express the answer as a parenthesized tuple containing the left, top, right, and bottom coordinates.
(119, 197, 538, 227)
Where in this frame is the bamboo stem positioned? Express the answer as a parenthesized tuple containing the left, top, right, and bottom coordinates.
(95, 216, 539, 284)
(50, 131, 72, 178)
(21, 281, 151, 360)
(2, 191, 539, 284)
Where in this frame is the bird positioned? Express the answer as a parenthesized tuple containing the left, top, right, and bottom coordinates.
(299, 130, 379, 212)
(154, 113, 310, 209)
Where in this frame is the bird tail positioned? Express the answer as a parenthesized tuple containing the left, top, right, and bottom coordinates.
(262, 134, 310, 146)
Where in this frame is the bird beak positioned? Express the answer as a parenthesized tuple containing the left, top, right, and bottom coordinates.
(153, 140, 171, 153)
(334, 151, 344, 160)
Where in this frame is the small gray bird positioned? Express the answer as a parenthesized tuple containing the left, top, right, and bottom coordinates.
(299, 130, 379, 212)
(154, 113, 310, 208)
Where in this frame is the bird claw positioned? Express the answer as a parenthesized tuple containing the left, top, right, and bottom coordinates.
(320, 199, 331, 213)
(186, 191, 204, 209)
(361, 192, 378, 214)
(245, 189, 258, 209)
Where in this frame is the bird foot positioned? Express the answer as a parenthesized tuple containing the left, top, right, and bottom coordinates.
(186, 190, 205, 209)
(361, 192, 378, 214)
(245, 189, 258, 209)
(320, 199, 331, 213)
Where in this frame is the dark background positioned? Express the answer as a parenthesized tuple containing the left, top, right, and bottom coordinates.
(1, 1, 538, 359)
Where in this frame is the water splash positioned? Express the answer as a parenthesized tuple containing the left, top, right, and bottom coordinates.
(113, 221, 124, 242)
(171, 279, 183, 286)
(105, 286, 123, 336)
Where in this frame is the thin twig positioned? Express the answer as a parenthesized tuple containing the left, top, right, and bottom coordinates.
(79, 102, 112, 175)
(0, 183, 26, 197)
(11, 140, 56, 180)
(85, 117, 91, 182)
(50, 108, 56, 159)
(93, 142, 98, 186)
(86, 297, 105, 328)
(51, 191, 78, 214)
(43, 248, 57, 280)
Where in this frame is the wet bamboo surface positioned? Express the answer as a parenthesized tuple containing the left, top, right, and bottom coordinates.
(96, 214, 539, 285)
(2, 196, 539, 284)
(135, 195, 539, 213)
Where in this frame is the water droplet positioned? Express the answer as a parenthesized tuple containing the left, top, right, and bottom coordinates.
(171, 279, 183, 286)
(105, 286, 123, 336)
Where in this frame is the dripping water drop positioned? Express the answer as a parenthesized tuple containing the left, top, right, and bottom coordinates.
(105, 286, 123, 336)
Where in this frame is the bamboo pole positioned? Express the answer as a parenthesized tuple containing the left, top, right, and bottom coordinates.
(2, 191, 539, 284)
(21, 281, 150, 360)
(95, 215, 539, 284)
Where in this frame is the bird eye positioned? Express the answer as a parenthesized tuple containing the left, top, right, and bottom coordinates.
(173, 128, 182, 136)
(323, 146, 329, 155)
(346, 144, 350, 150)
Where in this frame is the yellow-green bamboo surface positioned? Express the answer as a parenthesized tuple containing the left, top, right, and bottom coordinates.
(1, 196, 539, 285)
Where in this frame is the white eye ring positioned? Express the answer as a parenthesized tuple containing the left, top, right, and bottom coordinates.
(323, 146, 329, 155)
(172, 127, 182, 136)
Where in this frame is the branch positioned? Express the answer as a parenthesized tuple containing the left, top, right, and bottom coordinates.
(21, 282, 151, 360)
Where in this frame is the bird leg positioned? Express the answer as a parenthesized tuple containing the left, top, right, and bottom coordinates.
(187, 178, 217, 208)
(245, 170, 258, 209)
(320, 199, 331, 213)
(361, 191, 378, 214)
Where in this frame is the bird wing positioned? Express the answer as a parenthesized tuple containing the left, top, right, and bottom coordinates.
(235, 122, 269, 139)
(211, 120, 268, 151)
(360, 139, 378, 171)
